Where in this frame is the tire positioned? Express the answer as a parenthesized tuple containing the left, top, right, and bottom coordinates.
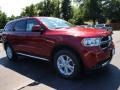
(5, 44, 17, 61)
(54, 49, 82, 79)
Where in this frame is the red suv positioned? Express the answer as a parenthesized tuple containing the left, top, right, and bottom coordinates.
(2, 17, 115, 79)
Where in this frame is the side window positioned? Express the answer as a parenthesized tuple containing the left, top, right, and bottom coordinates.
(4, 22, 15, 31)
(14, 20, 26, 32)
(4, 24, 10, 31)
(27, 19, 39, 32)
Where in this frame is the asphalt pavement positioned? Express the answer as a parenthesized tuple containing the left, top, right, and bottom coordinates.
(0, 31, 120, 90)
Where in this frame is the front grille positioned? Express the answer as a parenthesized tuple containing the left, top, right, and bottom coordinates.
(100, 43, 109, 48)
(100, 36, 112, 49)
(101, 36, 109, 41)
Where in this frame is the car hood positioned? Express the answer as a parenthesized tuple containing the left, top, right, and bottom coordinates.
(49, 26, 111, 37)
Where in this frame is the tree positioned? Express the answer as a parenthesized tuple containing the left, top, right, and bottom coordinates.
(21, 4, 37, 17)
(101, 0, 120, 23)
(36, 0, 57, 17)
(7, 15, 16, 21)
(42, 0, 55, 16)
(0, 11, 7, 29)
(70, 6, 84, 25)
(80, 0, 101, 24)
(61, 0, 73, 21)
(36, 2, 44, 16)
(52, 0, 61, 17)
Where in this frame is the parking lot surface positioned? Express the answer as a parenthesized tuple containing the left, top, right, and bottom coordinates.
(0, 31, 120, 90)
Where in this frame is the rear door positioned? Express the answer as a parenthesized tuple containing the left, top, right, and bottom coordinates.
(12, 19, 27, 52)
(2, 21, 16, 45)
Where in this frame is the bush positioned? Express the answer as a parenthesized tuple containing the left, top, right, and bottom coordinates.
(75, 17, 84, 25)
(68, 19, 76, 24)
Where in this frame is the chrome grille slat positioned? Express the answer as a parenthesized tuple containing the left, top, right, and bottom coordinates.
(101, 40, 111, 44)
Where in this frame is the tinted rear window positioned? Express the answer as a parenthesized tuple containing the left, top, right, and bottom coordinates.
(14, 20, 26, 32)
(4, 22, 16, 31)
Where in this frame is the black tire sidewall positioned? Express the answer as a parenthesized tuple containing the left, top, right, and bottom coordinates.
(5, 44, 17, 61)
(54, 49, 81, 79)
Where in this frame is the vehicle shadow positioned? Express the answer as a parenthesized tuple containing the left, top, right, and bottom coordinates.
(0, 56, 120, 90)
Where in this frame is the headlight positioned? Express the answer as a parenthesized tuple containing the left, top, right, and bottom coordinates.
(82, 38, 101, 46)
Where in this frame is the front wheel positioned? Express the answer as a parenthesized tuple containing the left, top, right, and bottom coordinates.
(5, 44, 17, 61)
(54, 50, 82, 79)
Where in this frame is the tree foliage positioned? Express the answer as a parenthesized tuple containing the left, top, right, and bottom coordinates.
(0, 11, 7, 28)
(61, 0, 73, 21)
(0, 0, 120, 29)
(101, 0, 120, 23)
(80, 0, 101, 24)
(52, 0, 61, 17)
(21, 4, 37, 17)
(41, 0, 55, 16)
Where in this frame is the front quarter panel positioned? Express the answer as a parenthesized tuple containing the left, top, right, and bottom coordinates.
(44, 30, 84, 60)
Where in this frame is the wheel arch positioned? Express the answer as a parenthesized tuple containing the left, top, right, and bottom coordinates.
(3, 41, 11, 50)
(51, 44, 84, 68)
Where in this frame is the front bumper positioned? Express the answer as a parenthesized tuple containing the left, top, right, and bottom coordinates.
(91, 53, 113, 70)
(80, 45, 115, 69)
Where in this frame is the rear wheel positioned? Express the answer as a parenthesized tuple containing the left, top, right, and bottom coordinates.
(5, 44, 17, 61)
(54, 49, 82, 79)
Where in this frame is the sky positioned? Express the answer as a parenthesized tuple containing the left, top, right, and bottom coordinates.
(0, 0, 42, 17)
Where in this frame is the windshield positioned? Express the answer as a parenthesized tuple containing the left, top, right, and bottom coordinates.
(40, 17, 74, 29)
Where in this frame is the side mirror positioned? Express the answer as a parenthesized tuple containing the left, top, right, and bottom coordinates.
(32, 25, 42, 32)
